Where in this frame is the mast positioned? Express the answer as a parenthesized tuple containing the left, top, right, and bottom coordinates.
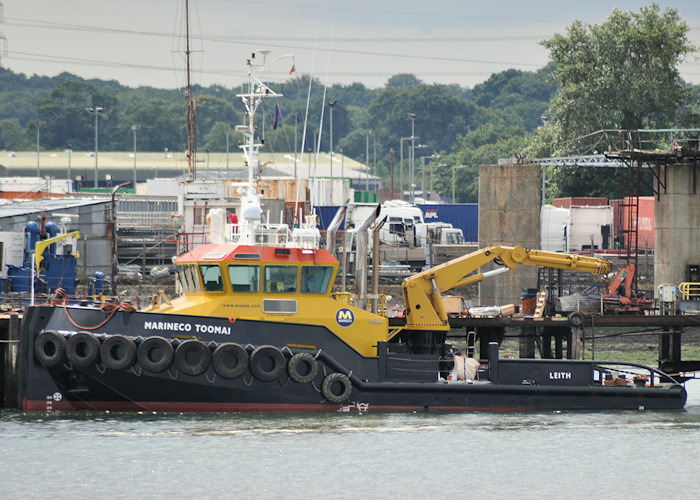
(185, 0, 196, 180)
(235, 51, 289, 244)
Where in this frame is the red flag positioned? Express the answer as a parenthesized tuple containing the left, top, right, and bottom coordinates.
(289, 65, 296, 75)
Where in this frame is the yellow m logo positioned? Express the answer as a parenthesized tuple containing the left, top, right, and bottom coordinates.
(337, 310, 353, 321)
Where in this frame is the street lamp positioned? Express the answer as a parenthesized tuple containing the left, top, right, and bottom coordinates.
(407, 113, 416, 203)
(132, 124, 140, 187)
(399, 136, 419, 201)
(420, 154, 440, 201)
(410, 142, 426, 203)
(373, 132, 377, 177)
(86, 106, 104, 188)
(36, 121, 46, 177)
(366, 129, 373, 191)
(328, 100, 337, 204)
(431, 163, 446, 201)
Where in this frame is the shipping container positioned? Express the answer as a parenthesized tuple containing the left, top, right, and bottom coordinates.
(540, 204, 568, 252)
(566, 205, 614, 251)
(420, 203, 478, 243)
(553, 197, 608, 209)
(622, 196, 654, 250)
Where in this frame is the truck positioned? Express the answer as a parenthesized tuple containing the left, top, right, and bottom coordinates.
(348, 200, 424, 246)
(414, 222, 464, 246)
(566, 205, 614, 252)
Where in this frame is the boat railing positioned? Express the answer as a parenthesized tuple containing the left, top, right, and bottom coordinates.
(591, 361, 680, 387)
(225, 221, 321, 249)
(679, 282, 700, 300)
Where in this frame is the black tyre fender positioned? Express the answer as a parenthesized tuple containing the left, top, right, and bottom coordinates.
(321, 373, 352, 403)
(66, 331, 101, 368)
(249, 345, 285, 382)
(101, 335, 137, 370)
(174, 340, 211, 376)
(137, 336, 174, 373)
(569, 312, 584, 327)
(34, 330, 66, 367)
(212, 343, 248, 379)
(287, 352, 318, 383)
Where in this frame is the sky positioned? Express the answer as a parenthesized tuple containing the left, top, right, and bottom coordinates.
(1, 0, 699, 91)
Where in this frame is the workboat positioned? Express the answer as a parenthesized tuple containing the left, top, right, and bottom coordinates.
(17, 52, 686, 413)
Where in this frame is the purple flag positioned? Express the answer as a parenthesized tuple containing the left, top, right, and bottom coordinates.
(273, 104, 281, 130)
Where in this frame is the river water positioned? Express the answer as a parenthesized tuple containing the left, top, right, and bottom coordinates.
(2, 382, 700, 499)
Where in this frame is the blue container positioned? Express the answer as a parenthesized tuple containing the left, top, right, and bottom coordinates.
(421, 203, 479, 243)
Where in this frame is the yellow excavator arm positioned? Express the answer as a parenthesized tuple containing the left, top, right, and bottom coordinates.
(401, 245, 612, 331)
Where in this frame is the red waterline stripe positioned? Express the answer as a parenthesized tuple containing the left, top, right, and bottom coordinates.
(23, 399, 529, 413)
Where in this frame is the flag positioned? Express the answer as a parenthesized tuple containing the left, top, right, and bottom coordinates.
(272, 104, 282, 130)
(289, 64, 296, 75)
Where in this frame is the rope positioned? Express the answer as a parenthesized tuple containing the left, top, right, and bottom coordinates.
(56, 289, 137, 331)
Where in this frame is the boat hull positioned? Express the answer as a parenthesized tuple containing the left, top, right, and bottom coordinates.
(18, 305, 687, 412)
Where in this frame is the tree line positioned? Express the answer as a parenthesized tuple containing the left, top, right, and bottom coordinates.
(1, 5, 697, 202)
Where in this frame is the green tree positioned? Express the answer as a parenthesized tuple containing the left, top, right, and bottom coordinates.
(539, 4, 695, 149)
(437, 124, 530, 202)
(121, 99, 182, 152)
(0, 118, 30, 150)
(531, 4, 697, 198)
(385, 74, 422, 88)
(470, 65, 558, 131)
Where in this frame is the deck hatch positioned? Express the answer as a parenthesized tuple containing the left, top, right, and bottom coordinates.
(203, 252, 227, 260)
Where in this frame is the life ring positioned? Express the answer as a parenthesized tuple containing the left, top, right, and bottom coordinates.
(100, 335, 137, 370)
(34, 330, 66, 367)
(249, 345, 285, 382)
(287, 352, 318, 383)
(137, 336, 174, 373)
(321, 373, 352, 403)
(66, 331, 101, 368)
(174, 340, 211, 376)
(212, 343, 248, 379)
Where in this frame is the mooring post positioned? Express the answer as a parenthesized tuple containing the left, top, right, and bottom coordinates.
(519, 326, 536, 358)
(570, 324, 584, 360)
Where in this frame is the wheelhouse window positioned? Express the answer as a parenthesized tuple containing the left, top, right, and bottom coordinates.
(189, 264, 201, 292)
(199, 264, 224, 292)
(175, 265, 186, 292)
(228, 264, 260, 292)
(175, 264, 200, 292)
(264, 265, 298, 293)
(300, 266, 333, 294)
